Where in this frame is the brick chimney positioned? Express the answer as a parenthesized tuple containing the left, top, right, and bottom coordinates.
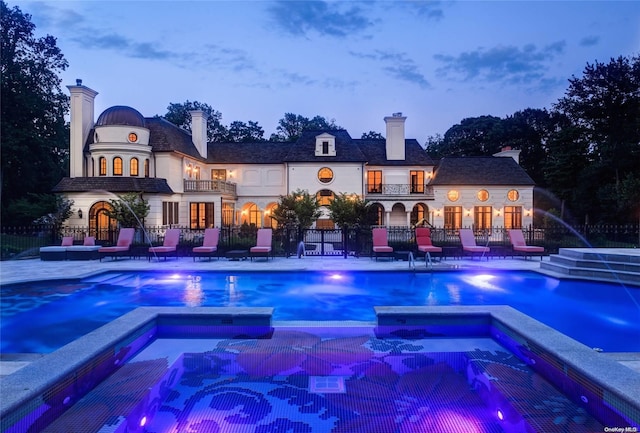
(384, 112, 406, 160)
(190, 110, 208, 159)
(67, 80, 98, 177)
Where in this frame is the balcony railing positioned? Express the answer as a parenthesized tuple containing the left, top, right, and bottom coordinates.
(366, 184, 434, 199)
(184, 179, 236, 195)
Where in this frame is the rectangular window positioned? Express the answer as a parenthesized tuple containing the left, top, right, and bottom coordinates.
(222, 202, 234, 226)
(410, 170, 424, 193)
(474, 206, 492, 231)
(444, 206, 462, 230)
(322, 141, 329, 154)
(162, 202, 179, 225)
(211, 169, 226, 181)
(190, 202, 214, 229)
(99, 157, 107, 176)
(367, 170, 382, 193)
(144, 159, 149, 177)
(504, 206, 522, 229)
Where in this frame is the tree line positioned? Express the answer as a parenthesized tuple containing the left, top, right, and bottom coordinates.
(1, 1, 638, 226)
(425, 55, 640, 225)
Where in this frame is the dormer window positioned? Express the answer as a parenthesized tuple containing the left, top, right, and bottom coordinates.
(315, 133, 336, 156)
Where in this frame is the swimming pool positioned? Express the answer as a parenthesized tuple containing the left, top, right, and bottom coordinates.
(1, 270, 639, 353)
(3, 307, 638, 432)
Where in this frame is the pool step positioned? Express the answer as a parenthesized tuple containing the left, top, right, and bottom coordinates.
(601, 352, 640, 374)
(0, 353, 45, 377)
(540, 248, 640, 285)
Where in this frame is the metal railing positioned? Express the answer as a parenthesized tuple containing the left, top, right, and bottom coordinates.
(365, 184, 434, 199)
(1, 223, 638, 260)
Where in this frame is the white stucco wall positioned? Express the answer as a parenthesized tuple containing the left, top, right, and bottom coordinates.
(287, 163, 364, 196)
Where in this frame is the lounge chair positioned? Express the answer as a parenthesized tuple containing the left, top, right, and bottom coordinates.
(192, 228, 220, 261)
(99, 228, 135, 261)
(508, 229, 545, 260)
(416, 227, 442, 263)
(39, 236, 75, 261)
(459, 229, 490, 260)
(372, 227, 394, 261)
(148, 228, 180, 261)
(66, 236, 102, 260)
(250, 228, 272, 261)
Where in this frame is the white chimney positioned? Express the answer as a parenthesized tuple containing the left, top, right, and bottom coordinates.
(384, 112, 406, 160)
(190, 110, 208, 159)
(67, 80, 98, 178)
(493, 146, 521, 164)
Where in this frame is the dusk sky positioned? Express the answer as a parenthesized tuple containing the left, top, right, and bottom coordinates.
(16, 0, 640, 144)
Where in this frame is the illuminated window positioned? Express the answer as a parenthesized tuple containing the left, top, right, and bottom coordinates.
(99, 157, 107, 176)
(474, 206, 492, 230)
(113, 157, 123, 176)
(144, 159, 149, 177)
(447, 190, 459, 202)
(190, 202, 214, 229)
(410, 171, 424, 193)
(128, 132, 138, 143)
(211, 169, 226, 181)
(316, 189, 334, 206)
(507, 189, 519, 201)
(444, 206, 462, 229)
(367, 170, 382, 193)
(318, 167, 334, 184)
(477, 189, 489, 202)
(505, 206, 522, 229)
(130, 158, 139, 176)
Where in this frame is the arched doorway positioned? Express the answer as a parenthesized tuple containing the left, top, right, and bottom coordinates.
(264, 202, 278, 229)
(89, 201, 117, 242)
(411, 203, 429, 226)
(241, 202, 260, 227)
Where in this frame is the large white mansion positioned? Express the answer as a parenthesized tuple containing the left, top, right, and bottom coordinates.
(54, 82, 535, 236)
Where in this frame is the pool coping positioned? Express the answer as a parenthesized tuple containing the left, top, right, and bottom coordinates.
(1, 305, 639, 430)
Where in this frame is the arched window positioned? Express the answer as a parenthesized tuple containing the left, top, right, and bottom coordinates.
(144, 159, 150, 177)
(130, 158, 139, 176)
(113, 157, 123, 176)
(99, 157, 107, 176)
(316, 189, 334, 206)
(241, 203, 260, 226)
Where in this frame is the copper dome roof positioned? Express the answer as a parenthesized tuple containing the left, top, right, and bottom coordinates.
(95, 106, 145, 127)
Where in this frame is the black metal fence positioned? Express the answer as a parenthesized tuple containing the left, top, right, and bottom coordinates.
(1, 224, 638, 260)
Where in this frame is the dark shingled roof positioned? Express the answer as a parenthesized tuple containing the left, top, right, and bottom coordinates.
(96, 106, 145, 127)
(431, 157, 535, 185)
(283, 130, 367, 162)
(206, 141, 292, 164)
(357, 138, 435, 166)
(145, 117, 203, 159)
(52, 177, 174, 194)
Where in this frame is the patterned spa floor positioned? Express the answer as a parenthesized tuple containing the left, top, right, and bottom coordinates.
(41, 328, 605, 433)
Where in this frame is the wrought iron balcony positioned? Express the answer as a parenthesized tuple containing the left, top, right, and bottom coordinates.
(365, 184, 434, 199)
(184, 179, 237, 195)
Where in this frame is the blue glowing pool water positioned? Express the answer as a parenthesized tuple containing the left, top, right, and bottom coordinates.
(1, 270, 639, 353)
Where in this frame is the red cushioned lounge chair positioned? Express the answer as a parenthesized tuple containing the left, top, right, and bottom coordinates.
(192, 228, 220, 261)
(99, 228, 135, 261)
(416, 227, 442, 262)
(372, 227, 394, 261)
(148, 228, 180, 261)
(459, 228, 490, 260)
(508, 229, 545, 260)
(250, 228, 272, 261)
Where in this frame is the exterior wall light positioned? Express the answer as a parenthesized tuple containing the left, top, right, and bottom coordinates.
(78, 209, 83, 219)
